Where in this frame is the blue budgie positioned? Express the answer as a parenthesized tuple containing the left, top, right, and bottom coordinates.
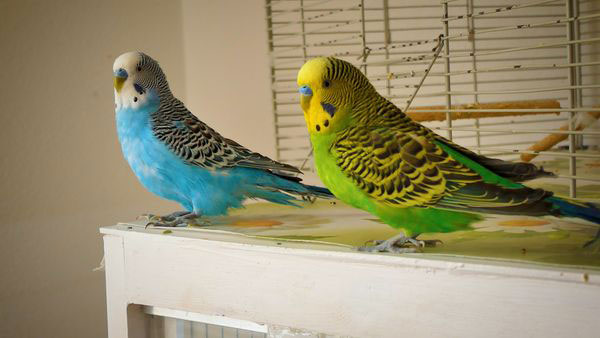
(113, 52, 332, 226)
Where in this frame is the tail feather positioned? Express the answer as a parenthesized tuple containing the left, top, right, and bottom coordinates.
(248, 171, 334, 206)
(435, 136, 555, 182)
(246, 186, 302, 207)
(548, 196, 600, 224)
(262, 171, 334, 199)
(302, 184, 335, 199)
(549, 197, 600, 247)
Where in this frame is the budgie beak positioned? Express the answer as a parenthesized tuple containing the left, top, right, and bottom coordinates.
(299, 85, 313, 111)
(299, 85, 314, 131)
(114, 68, 128, 93)
(299, 85, 313, 110)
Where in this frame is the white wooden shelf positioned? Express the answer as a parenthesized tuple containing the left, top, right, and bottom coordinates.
(101, 224, 600, 338)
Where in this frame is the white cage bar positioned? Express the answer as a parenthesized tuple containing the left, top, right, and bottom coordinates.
(265, 0, 600, 198)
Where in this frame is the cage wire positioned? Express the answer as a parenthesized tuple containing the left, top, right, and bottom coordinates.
(265, 0, 600, 199)
(144, 308, 268, 338)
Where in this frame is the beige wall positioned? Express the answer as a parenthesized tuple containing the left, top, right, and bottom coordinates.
(181, 0, 276, 158)
(0, 0, 278, 336)
(0, 1, 186, 337)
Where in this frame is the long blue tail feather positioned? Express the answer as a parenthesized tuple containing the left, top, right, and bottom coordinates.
(245, 170, 334, 207)
(547, 196, 600, 247)
(253, 170, 334, 199)
(302, 184, 335, 199)
(246, 186, 302, 207)
(547, 196, 600, 225)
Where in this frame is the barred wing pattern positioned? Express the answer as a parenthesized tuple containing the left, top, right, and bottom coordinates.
(333, 127, 481, 207)
(332, 126, 553, 214)
(150, 98, 301, 174)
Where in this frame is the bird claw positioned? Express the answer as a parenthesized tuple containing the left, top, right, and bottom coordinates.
(419, 239, 444, 247)
(583, 228, 600, 248)
(139, 211, 202, 228)
(358, 234, 442, 253)
(358, 243, 419, 254)
(302, 194, 317, 204)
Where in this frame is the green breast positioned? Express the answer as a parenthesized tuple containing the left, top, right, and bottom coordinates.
(311, 134, 377, 213)
(310, 134, 482, 235)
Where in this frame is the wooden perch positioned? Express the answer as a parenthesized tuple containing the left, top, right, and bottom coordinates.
(406, 99, 561, 122)
(520, 108, 600, 162)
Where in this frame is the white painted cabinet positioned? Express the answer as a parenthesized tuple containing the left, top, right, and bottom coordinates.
(101, 224, 599, 337)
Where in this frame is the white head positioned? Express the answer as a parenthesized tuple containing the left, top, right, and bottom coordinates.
(112, 51, 170, 110)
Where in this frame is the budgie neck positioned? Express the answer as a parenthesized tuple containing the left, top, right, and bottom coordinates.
(149, 94, 191, 127)
(115, 84, 178, 126)
(115, 87, 162, 139)
(351, 92, 415, 128)
(155, 85, 175, 103)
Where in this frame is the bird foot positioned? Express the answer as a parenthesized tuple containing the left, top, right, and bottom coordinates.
(358, 234, 442, 253)
(138, 211, 205, 228)
(583, 228, 600, 249)
(301, 194, 317, 204)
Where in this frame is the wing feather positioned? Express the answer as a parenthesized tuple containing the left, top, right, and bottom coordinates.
(333, 126, 553, 215)
(151, 99, 301, 174)
(333, 127, 480, 207)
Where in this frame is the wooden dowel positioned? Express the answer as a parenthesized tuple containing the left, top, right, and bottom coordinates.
(406, 99, 560, 122)
(521, 109, 600, 162)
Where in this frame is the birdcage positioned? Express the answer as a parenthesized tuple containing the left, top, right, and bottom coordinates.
(266, 0, 600, 199)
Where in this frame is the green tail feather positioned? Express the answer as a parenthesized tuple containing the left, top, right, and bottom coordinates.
(434, 137, 554, 182)
(434, 140, 523, 189)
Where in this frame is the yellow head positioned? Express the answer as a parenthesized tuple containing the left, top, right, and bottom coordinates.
(296, 57, 374, 135)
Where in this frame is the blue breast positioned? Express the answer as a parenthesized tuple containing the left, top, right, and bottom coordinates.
(115, 96, 246, 215)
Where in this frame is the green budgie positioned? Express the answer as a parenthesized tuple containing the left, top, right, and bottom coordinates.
(297, 57, 600, 252)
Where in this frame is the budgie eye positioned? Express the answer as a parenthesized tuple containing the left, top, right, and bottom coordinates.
(137, 66, 142, 72)
(323, 80, 331, 88)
